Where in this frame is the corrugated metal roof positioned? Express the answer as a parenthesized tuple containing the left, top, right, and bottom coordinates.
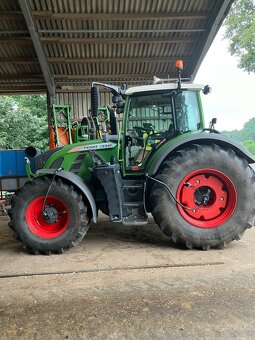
(0, 0, 234, 96)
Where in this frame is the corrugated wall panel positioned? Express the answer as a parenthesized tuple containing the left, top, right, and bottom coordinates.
(55, 91, 112, 120)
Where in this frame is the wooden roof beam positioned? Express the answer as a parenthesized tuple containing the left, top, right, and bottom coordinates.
(0, 31, 28, 35)
(0, 74, 44, 80)
(0, 36, 32, 44)
(54, 74, 167, 80)
(48, 57, 187, 64)
(0, 58, 39, 64)
(0, 85, 47, 91)
(0, 11, 23, 19)
(0, 90, 46, 95)
(38, 28, 205, 34)
(18, 0, 55, 103)
(0, 56, 185, 64)
(0, 11, 209, 21)
(33, 11, 209, 20)
(41, 36, 196, 44)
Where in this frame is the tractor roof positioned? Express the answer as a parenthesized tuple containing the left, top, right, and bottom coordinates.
(125, 83, 204, 95)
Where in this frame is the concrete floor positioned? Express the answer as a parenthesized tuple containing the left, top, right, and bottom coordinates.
(1, 213, 255, 339)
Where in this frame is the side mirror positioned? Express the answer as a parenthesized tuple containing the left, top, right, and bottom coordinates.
(211, 117, 217, 125)
(114, 96, 125, 114)
(203, 85, 212, 95)
(209, 118, 217, 129)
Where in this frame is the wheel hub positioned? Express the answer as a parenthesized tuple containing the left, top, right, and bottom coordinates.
(176, 169, 237, 228)
(193, 186, 213, 206)
(26, 196, 69, 238)
(42, 205, 59, 224)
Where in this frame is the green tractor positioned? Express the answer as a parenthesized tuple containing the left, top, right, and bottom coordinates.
(8, 63, 255, 254)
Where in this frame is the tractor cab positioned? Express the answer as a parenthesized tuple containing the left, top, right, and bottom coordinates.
(90, 64, 208, 174)
(123, 82, 205, 170)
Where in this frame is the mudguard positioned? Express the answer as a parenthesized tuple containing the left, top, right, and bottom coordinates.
(148, 133, 255, 176)
(36, 169, 97, 223)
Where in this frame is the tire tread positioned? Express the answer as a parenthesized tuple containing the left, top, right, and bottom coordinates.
(150, 144, 255, 250)
(8, 176, 90, 255)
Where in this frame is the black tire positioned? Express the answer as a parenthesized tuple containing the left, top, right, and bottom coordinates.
(150, 144, 255, 250)
(8, 176, 90, 255)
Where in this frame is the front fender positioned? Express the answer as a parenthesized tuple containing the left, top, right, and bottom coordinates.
(148, 133, 255, 176)
(36, 169, 97, 223)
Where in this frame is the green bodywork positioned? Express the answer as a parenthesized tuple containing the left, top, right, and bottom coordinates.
(41, 140, 118, 181)
(35, 89, 206, 181)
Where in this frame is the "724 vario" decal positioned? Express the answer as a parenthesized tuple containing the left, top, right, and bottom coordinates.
(68, 143, 116, 153)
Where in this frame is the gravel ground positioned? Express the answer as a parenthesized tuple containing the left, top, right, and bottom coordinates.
(1, 213, 255, 339)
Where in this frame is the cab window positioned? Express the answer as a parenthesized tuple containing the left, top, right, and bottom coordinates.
(125, 92, 173, 169)
(175, 91, 200, 132)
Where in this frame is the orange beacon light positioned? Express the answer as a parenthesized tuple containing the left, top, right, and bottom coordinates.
(175, 60, 184, 70)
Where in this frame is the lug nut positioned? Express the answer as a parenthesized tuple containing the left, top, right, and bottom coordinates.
(196, 179, 200, 184)
(220, 197, 224, 201)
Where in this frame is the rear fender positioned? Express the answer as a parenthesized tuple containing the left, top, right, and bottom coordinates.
(36, 169, 97, 223)
(148, 133, 255, 176)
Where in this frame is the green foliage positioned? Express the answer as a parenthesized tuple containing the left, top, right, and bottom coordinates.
(224, 0, 255, 73)
(222, 117, 255, 155)
(0, 95, 48, 150)
(12, 95, 47, 118)
(222, 117, 255, 142)
(243, 139, 255, 155)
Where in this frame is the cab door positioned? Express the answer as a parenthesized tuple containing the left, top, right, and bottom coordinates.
(123, 91, 174, 171)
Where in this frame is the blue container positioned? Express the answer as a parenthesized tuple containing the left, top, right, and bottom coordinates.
(16, 151, 28, 176)
(0, 149, 34, 177)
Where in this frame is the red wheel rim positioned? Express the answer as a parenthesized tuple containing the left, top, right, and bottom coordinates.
(26, 196, 69, 238)
(176, 168, 237, 228)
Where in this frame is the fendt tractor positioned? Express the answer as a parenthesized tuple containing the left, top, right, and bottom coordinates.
(8, 61, 255, 254)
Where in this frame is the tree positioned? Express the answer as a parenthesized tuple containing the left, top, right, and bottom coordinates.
(222, 117, 255, 142)
(224, 0, 255, 73)
(241, 117, 255, 140)
(12, 95, 47, 118)
(243, 139, 255, 155)
(221, 116, 255, 155)
(0, 95, 48, 150)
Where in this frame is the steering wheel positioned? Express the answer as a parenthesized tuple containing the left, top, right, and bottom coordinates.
(133, 126, 154, 137)
(147, 131, 167, 141)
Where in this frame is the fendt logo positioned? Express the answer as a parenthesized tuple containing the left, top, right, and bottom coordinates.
(68, 143, 116, 153)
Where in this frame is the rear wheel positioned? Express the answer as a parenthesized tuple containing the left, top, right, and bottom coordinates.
(150, 144, 255, 250)
(8, 176, 90, 254)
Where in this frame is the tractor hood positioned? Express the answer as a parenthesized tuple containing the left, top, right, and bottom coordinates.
(35, 139, 117, 171)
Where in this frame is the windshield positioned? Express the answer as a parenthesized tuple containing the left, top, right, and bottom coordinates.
(127, 92, 174, 132)
(175, 91, 201, 132)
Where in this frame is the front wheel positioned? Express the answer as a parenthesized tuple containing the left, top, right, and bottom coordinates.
(150, 144, 255, 250)
(8, 176, 90, 254)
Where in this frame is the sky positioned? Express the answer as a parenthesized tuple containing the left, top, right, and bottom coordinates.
(194, 27, 255, 132)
